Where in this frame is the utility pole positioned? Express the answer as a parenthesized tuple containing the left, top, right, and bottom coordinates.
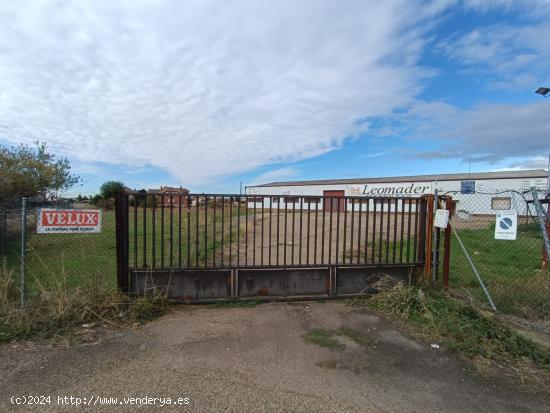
(20, 197, 27, 306)
(534, 88, 550, 268)
(531, 188, 550, 266)
(546, 152, 550, 198)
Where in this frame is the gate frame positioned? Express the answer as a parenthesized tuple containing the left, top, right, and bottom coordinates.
(115, 193, 130, 293)
(115, 192, 437, 300)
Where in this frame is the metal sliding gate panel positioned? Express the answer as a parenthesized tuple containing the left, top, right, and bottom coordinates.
(116, 193, 429, 300)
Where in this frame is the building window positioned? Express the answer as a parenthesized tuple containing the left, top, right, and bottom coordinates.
(248, 197, 264, 203)
(284, 196, 300, 204)
(491, 197, 511, 210)
(304, 197, 321, 204)
(372, 198, 391, 205)
(271, 197, 280, 203)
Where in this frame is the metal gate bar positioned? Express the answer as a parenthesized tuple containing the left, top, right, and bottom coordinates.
(117, 193, 429, 275)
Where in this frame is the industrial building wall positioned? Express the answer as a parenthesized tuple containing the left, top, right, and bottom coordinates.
(246, 176, 548, 215)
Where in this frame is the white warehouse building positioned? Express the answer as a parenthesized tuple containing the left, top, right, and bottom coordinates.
(245, 170, 548, 215)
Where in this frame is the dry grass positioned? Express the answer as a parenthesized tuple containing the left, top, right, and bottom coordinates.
(0, 265, 15, 308)
(0, 254, 170, 342)
(363, 282, 550, 392)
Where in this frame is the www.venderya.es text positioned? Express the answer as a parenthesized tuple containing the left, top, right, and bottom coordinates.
(10, 395, 190, 407)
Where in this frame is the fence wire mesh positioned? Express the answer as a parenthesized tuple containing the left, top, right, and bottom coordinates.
(447, 189, 550, 329)
(3, 190, 549, 324)
(1, 199, 116, 301)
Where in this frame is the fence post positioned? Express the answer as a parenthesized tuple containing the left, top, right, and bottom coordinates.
(20, 197, 27, 306)
(0, 206, 6, 265)
(442, 196, 453, 290)
(543, 219, 550, 271)
(417, 197, 428, 266)
(531, 188, 550, 268)
(115, 193, 130, 293)
(431, 190, 439, 285)
(424, 195, 434, 277)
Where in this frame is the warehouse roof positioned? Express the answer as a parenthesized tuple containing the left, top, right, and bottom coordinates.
(249, 169, 548, 187)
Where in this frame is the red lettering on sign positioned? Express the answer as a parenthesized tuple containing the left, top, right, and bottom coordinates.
(40, 210, 99, 227)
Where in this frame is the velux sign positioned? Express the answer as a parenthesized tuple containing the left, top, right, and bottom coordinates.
(37, 209, 102, 234)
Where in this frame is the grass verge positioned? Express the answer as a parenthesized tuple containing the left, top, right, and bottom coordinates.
(0, 266, 170, 343)
(360, 283, 550, 373)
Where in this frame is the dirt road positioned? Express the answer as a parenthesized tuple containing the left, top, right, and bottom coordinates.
(1, 301, 548, 412)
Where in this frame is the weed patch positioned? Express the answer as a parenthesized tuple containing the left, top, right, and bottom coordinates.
(366, 283, 550, 372)
(338, 327, 371, 346)
(304, 327, 371, 350)
(0, 266, 170, 343)
(210, 300, 261, 309)
(304, 328, 344, 350)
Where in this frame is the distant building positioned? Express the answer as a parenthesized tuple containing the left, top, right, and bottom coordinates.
(147, 186, 190, 207)
(245, 169, 548, 215)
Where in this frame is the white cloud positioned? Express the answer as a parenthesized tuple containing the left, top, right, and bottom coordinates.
(407, 101, 550, 163)
(247, 166, 300, 186)
(71, 162, 104, 175)
(356, 151, 390, 159)
(0, 0, 447, 185)
(462, 0, 550, 14)
(438, 21, 550, 88)
(506, 156, 549, 170)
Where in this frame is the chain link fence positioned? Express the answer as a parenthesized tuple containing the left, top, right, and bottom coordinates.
(1, 200, 24, 270)
(447, 189, 550, 330)
(1, 199, 116, 303)
(3, 191, 549, 325)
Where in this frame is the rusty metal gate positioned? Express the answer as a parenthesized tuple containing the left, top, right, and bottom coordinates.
(115, 193, 430, 301)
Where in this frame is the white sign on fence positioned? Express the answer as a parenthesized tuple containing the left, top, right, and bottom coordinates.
(433, 209, 450, 228)
(494, 211, 517, 240)
(37, 209, 102, 233)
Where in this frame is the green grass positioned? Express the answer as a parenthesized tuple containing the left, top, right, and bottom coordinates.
(4, 211, 117, 293)
(303, 327, 371, 350)
(210, 299, 261, 309)
(127, 205, 247, 268)
(304, 328, 344, 350)
(2, 206, 249, 298)
(449, 223, 549, 319)
(366, 283, 550, 371)
(451, 223, 544, 284)
(338, 326, 371, 346)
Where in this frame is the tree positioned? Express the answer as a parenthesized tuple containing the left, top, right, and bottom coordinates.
(0, 142, 79, 202)
(100, 181, 125, 199)
(91, 194, 103, 205)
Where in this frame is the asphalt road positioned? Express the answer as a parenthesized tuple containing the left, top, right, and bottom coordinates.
(1, 301, 548, 412)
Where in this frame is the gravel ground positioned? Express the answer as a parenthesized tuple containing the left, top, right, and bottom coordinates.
(1, 301, 548, 412)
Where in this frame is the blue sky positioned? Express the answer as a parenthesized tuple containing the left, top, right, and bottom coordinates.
(0, 0, 549, 196)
